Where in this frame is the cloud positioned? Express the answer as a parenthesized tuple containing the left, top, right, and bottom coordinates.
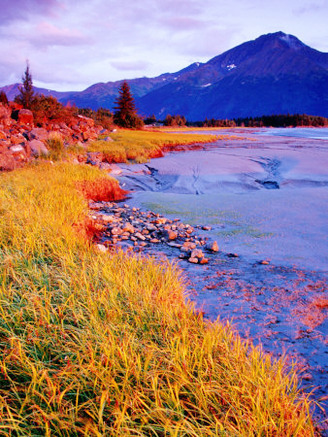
(111, 60, 150, 72)
(160, 16, 206, 31)
(0, 0, 62, 25)
(0, 0, 327, 91)
(293, 0, 327, 15)
(29, 22, 90, 48)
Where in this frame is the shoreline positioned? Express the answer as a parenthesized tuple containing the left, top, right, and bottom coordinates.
(101, 128, 328, 430)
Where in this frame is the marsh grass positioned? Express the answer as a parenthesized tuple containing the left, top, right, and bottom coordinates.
(45, 132, 66, 161)
(0, 162, 317, 435)
(88, 130, 220, 163)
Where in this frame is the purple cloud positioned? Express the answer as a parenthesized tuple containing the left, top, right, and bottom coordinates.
(0, 0, 61, 25)
(28, 22, 90, 48)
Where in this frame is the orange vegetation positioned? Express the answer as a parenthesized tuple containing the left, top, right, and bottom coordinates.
(76, 177, 128, 202)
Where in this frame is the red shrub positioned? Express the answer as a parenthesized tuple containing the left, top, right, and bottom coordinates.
(76, 178, 128, 202)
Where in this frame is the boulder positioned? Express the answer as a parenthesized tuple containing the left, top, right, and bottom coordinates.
(190, 249, 204, 259)
(77, 115, 95, 127)
(0, 152, 17, 171)
(180, 241, 196, 252)
(28, 139, 49, 157)
(10, 145, 28, 162)
(17, 109, 34, 125)
(206, 241, 219, 252)
(29, 127, 49, 141)
(10, 133, 26, 145)
(123, 223, 135, 233)
(0, 104, 11, 127)
(163, 229, 178, 240)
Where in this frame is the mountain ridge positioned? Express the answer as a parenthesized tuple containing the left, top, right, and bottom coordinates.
(1, 32, 328, 120)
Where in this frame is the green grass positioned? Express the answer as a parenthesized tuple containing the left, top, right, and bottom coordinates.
(0, 161, 316, 435)
(87, 129, 220, 163)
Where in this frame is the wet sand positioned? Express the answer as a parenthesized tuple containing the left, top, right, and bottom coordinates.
(112, 128, 328, 431)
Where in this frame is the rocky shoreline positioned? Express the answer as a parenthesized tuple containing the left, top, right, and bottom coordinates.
(89, 200, 225, 264)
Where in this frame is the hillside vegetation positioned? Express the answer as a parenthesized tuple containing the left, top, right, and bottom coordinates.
(0, 160, 316, 436)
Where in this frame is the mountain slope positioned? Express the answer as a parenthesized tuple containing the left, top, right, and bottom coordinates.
(137, 32, 328, 119)
(1, 32, 327, 119)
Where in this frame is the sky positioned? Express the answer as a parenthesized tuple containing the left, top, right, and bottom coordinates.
(0, 0, 327, 91)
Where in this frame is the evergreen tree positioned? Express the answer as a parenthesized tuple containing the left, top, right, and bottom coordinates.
(113, 81, 143, 129)
(15, 62, 35, 109)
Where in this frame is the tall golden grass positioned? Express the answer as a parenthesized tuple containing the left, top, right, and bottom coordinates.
(87, 130, 220, 163)
(0, 161, 316, 435)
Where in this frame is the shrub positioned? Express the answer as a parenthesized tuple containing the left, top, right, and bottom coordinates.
(45, 131, 65, 160)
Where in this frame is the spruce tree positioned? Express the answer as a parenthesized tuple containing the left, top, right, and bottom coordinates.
(15, 62, 35, 109)
(113, 81, 143, 129)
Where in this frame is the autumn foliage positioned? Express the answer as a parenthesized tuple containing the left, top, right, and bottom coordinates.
(76, 177, 128, 202)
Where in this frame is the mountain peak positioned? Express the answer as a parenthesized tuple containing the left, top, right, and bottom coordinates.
(256, 31, 305, 50)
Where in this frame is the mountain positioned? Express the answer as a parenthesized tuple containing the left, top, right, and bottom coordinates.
(2, 32, 328, 120)
(137, 32, 328, 120)
(0, 63, 203, 111)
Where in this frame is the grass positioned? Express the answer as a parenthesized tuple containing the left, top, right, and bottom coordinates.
(87, 129, 221, 163)
(0, 160, 317, 435)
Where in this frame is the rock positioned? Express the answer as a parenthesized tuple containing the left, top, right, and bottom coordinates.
(146, 224, 157, 232)
(101, 215, 116, 223)
(110, 227, 122, 236)
(199, 258, 209, 264)
(0, 104, 11, 127)
(96, 244, 108, 253)
(227, 253, 239, 258)
(0, 152, 17, 171)
(165, 230, 178, 240)
(258, 260, 270, 265)
(87, 152, 104, 166)
(28, 139, 49, 157)
(77, 115, 95, 127)
(135, 232, 146, 241)
(123, 223, 135, 233)
(206, 241, 219, 252)
(10, 133, 26, 145)
(17, 109, 34, 125)
(202, 225, 212, 231)
(102, 136, 113, 142)
(188, 257, 199, 264)
(180, 241, 196, 252)
(166, 242, 182, 248)
(10, 145, 27, 161)
(29, 127, 49, 141)
(154, 217, 167, 225)
(190, 249, 204, 259)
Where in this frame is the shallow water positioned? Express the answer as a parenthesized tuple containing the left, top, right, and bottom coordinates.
(115, 128, 328, 430)
(259, 127, 328, 140)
